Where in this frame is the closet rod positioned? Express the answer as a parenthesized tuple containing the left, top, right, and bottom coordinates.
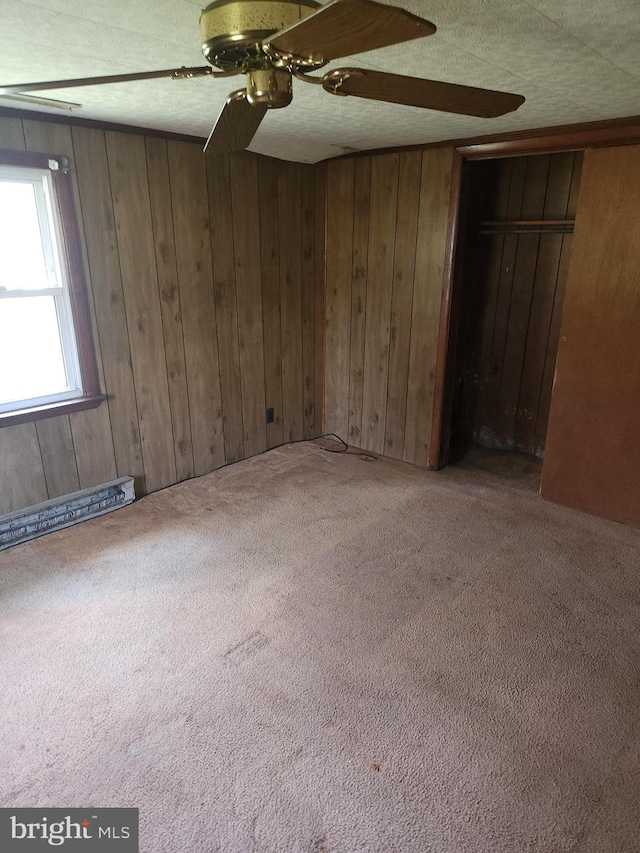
(478, 226, 574, 235)
(479, 219, 575, 227)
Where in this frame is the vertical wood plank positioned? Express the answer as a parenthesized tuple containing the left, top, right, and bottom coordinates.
(258, 156, 284, 449)
(519, 154, 551, 220)
(384, 151, 422, 459)
(64, 157, 117, 489)
(72, 126, 145, 492)
(403, 148, 454, 466)
(533, 155, 584, 454)
(514, 233, 563, 455)
(473, 161, 512, 436)
(22, 117, 71, 152)
(106, 131, 176, 493)
(0, 115, 25, 148)
(230, 152, 267, 457)
(494, 154, 550, 445)
(361, 153, 399, 454)
(481, 157, 526, 439)
(348, 157, 371, 445)
(314, 163, 326, 438)
(535, 231, 573, 455)
(428, 150, 465, 469)
(566, 152, 584, 219)
(542, 152, 575, 219)
(324, 159, 354, 440)
(207, 152, 244, 463)
(532, 153, 577, 453)
(301, 165, 316, 440)
(69, 404, 118, 490)
(145, 137, 194, 481)
(35, 417, 80, 499)
(168, 140, 225, 476)
(278, 160, 304, 443)
(0, 425, 48, 514)
(515, 153, 574, 455)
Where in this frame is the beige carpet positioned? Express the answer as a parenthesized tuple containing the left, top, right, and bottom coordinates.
(1, 443, 639, 852)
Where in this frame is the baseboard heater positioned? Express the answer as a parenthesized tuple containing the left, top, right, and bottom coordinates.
(0, 477, 135, 551)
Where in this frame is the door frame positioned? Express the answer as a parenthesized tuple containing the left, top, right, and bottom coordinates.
(428, 116, 640, 470)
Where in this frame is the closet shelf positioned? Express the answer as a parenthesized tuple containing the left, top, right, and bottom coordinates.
(477, 218, 575, 235)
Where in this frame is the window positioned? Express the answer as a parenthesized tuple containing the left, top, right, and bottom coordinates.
(0, 151, 102, 426)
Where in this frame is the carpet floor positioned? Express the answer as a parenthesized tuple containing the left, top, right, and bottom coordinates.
(1, 442, 639, 852)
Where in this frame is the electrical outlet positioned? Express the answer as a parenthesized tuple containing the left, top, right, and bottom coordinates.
(266, 407, 274, 424)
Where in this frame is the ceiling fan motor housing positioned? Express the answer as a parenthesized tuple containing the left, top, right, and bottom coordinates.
(200, 0, 322, 70)
(246, 68, 292, 107)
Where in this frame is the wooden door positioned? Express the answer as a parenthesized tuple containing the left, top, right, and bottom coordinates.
(541, 145, 640, 526)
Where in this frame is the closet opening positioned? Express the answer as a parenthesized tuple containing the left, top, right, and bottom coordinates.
(446, 151, 583, 489)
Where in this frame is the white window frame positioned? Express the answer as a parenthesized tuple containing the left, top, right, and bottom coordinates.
(0, 164, 83, 415)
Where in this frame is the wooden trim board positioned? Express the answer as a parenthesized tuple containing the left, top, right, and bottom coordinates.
(337, 115, 640, 162)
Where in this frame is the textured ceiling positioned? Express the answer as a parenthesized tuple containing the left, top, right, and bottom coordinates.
(1, 0, 639, 162)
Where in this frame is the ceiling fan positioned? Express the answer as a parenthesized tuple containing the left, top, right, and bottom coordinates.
(0, 0, 525, 154)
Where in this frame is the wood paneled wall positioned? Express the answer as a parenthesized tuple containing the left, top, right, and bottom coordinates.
(542, 145, 640, 527)
(324, 148, 455, 467)
(453, 152, 583, 458)
(0, 114, 324, 514)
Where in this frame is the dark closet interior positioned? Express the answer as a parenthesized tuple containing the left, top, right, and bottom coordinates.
(448, 150, 583, 482)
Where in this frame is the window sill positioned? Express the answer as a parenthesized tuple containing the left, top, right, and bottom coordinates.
(0, 394, 106, 428)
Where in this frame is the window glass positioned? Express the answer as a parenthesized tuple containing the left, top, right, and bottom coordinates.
(0, 295, 67, 404)
(0, 164, 82, 415)
(0, 181, 52, 291)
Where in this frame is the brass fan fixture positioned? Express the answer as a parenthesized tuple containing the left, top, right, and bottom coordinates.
(0, 0, 525, 154)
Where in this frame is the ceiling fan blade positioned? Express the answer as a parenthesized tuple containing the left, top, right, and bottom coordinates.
(267, 0, 436, 63)
(204, 90, 268, 155)
(0, 66, 214, 96)
(323, 69, 525, 117)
